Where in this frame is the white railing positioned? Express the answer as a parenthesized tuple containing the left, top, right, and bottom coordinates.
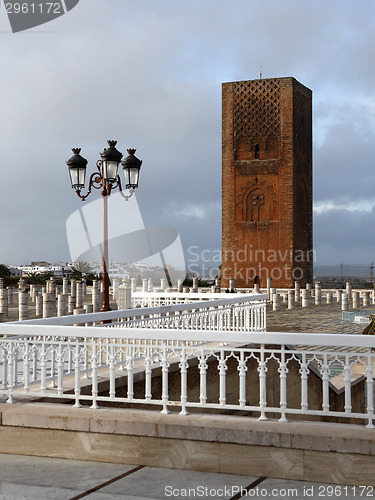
(0, 320, 374, 428)
(114, 295, 266, 332)
(131, 291, 261, 308)
(18, 294, 267, 333)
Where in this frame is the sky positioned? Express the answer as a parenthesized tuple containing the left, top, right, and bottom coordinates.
(0, 0, 375, 274)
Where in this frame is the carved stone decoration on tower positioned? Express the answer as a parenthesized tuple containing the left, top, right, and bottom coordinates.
(221, 77, 313, 288)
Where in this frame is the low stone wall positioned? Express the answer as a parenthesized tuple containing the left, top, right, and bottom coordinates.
(0, 403, 373, 486)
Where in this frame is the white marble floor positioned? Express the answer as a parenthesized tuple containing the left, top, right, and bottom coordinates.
(0, 454, 367, 500)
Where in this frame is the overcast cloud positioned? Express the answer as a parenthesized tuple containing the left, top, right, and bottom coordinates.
(0, 0, 374, 271)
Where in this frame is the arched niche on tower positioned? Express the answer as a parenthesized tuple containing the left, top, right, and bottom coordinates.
(245, 188, 265, 221)
(239, 180, 279, 223)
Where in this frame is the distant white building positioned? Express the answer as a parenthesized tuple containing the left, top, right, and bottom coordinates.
(17, 263, 73, 278)
(9, 267, 22, 277)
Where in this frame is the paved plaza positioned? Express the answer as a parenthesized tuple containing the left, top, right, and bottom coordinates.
(0, 454, 365, 499)
(266, 301, 371, 335)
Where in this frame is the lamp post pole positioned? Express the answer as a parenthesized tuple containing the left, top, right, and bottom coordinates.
(102, 172, 110, 311)
(66, 140, 142, 312)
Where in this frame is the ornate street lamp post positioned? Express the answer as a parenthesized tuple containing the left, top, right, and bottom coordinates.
(66, 140, 142, 311)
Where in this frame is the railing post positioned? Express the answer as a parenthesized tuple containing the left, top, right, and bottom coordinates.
(278, 346, 288, 422)
(299, 353, 309, 413)
(57, 342, 64, 396)
(218, 351, 227, 407)
(179, 347, 189, 415)
(199, 351, 207, 405)
(258, 345, 268, 420)
(40, 340, 47, 395)
(126, 347, 134, 400)
(161, 343, 170, 414)
(109, 343, 116, 401)
(23, 342, 30, 393)
(49, 341, 56, 388)
(343, 354, 352, 415)
(6, 341, 14, 403)
(32, 345, 37, 382)
(90, 340, 99, 409)
(322, 354, 330, 413)
(262, 301, 267, 330)
(13, 346, 19, 387)
(73, 340, 81, 408)
(365, 348, 374, 429)
(145, 347, 152, 402)
(2, 342, 7, 391)
(238, 350, 247, 408)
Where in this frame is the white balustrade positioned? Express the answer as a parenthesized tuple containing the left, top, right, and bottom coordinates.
(107, 294, 266, 332)
(1, 292, 374, 429)
(1, 322, 372, 426)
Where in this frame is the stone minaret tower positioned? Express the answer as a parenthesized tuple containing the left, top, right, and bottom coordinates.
(221, 77, 313, 288)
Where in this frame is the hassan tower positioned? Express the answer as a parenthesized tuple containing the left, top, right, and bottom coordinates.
(221, 77, 313, 288)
